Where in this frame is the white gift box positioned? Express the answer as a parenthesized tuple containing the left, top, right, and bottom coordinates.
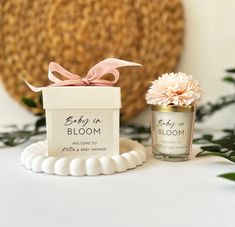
(42, 86, 121, 158)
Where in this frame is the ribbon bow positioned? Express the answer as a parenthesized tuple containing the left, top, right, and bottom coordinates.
(25, 58, 141, 92)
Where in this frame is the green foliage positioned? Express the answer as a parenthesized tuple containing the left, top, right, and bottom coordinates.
(35, 118, 46, 132)
(195, 129, 235, 163)
(223, 76, 235, 84)
(194, 68, 235, 178)
(196, 94, 235, 122)
(195, 70, 235, 181)
(0, 125, 46, 147)
(226, 68, 235, 73)
(218, 173, 235, 182)
(0, 93, 46, 147)
(22, 97, 38, 108)
(195, 129, 235, 182)
(196, 73, 235, 122)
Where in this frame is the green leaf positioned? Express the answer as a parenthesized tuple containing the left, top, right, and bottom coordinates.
(2, 137, 16, 146)
(2, 134, 31, 146)
(226, 68, 235, 73)
(22, 97, 38, 108)
(218, 173, 235, 182)
(0, 121, 47, 148)
(222, 129, 234, 134)
(35, 117, 46, 132)
(223, 76, 235, 83)
(202, 134, 213, 141)
(200, 145, 221, 152)
(196, 151, 226, 158)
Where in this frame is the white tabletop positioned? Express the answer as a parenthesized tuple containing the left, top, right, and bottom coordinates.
(0, 86, 235, 227)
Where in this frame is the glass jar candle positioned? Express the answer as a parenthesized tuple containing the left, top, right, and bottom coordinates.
(151, 105, 196, 161)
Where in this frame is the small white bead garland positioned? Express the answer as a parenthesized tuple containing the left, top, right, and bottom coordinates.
(21, 138, 146, 176)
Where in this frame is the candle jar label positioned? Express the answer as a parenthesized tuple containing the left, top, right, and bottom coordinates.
(152, 111, 193, 155)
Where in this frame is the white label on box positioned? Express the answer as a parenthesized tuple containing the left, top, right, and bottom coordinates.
(46, 109, 119, 157)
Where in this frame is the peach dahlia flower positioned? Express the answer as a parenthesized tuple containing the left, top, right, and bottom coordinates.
(146, 72, 202, 106)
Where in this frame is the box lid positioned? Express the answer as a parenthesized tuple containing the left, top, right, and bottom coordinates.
(43, 87, 121, 109)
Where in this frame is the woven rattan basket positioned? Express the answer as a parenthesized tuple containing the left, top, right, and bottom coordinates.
(0, 0, 184, 121)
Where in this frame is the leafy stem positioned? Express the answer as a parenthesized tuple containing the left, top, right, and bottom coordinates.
(194, 129, 235, 162)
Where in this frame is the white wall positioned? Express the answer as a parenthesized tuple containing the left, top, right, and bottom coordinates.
(131, 0, 235, 129)
(1, 0, 235, 129)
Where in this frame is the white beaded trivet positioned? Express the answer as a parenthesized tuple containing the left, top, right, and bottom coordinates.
(21, 138, 146, 176)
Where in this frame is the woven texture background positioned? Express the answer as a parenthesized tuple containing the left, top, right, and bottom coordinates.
(0, 0, 184, 121)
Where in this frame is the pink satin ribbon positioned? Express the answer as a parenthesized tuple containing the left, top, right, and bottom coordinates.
(25, 58, 141, 92)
